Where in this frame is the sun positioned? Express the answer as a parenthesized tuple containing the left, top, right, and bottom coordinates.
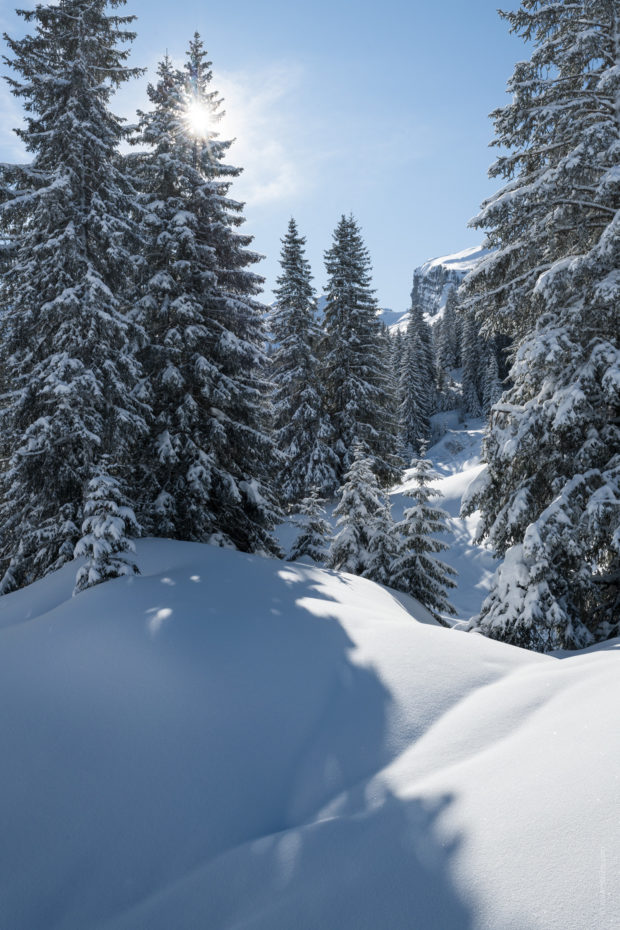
(185, 100, 212, 138)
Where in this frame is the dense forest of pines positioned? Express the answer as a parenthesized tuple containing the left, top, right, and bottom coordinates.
(0, 0, 618, 652)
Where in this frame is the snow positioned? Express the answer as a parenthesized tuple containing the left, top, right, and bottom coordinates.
(417, 244, 492, 276)
(1, 431, 619, 929)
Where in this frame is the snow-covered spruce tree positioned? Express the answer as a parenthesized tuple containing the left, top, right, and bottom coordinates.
(399, 305, 434, 455)
(392, 453, 456, 623)
(460, 310, 483, 417)
(441, 286, 459, 370)
(463, 0, 620, 649)
(129, 38, 280, 553)
(74, 458, 140, 594)
(0, 0, 147, 592)
(329, 442, 389, 576)
(434, 288, 461, 410)
(289, 488, 331, 565)
(322, 215, 399, 485)
(391, 328, 405, 384)
(481, 346, 503, 416)
(363, 495, 398, 587)
(270, 218, 338, 503)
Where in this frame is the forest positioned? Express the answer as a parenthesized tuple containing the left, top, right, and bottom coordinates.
(0, 1, 618, 928)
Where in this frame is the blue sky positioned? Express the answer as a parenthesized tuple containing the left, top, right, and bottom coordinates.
(0, 0, 523, 310)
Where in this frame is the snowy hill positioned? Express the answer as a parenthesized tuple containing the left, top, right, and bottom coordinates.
(1, 536, 618, 930)
(2, 433, 620, 930)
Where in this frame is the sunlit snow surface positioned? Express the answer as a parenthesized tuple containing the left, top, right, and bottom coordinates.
(0, 430, 618, 929)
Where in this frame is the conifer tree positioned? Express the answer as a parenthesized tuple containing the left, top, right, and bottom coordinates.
(363, 496, 398, 587)
(434, 289, 461, 411)
(129, 39, 280, 553)
(461, 311, 483, 417)
(392, 453, 456, 622)
(481, 347, 503, 416)
(322, 215, 398, 485)
(73, 459, 140, 594)
(270, 219, 337, 503)
(391, 329, 405, 383)
(399, 305, 433, 455)
(463, 0, 620, 649)
(0, 0, 147, 592)
(329, 443, 387, 575)
(441, 286, 459, 370)
(289, 489, 331, 565)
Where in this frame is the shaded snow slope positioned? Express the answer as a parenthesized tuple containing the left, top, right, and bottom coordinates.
(0, 538, 618, 930)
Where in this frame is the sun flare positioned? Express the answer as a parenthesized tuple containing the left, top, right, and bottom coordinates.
(185, 100, 212, 138)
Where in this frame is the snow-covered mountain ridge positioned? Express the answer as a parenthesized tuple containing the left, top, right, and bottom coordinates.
(411, 245, 490, 317)
(1, 426, 618, 930)
(373, 245, 489, 331)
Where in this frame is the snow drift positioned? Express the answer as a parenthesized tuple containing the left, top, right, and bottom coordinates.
(0, 538, 618, 930)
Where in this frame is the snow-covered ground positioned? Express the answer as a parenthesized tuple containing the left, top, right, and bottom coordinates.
(1, 431, 618, 930)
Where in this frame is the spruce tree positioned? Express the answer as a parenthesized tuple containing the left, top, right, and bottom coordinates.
(463, 0, 620, 649)
(363, 496, 398, 587)
(270, 218, 337, 503)
(129, 39, 280, 553)
(322, 215, 398, 485)
(391, 329, 405, 384)
(481, 347, 503, 417)
(434, 289, 460, 411)
(0, 0, 147, 592)
(329, 442, 387, 576)
(392, 454, 456, 623)
(289, 489, 331, 565)
(442, 286, 459, 370)
(399, 305, 433, 455)
(73, 458, 140, 594)
(461, 311, 483, 417)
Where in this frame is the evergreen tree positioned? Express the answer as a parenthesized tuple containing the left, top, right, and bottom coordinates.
(434, 289, 461, 411)
(322, 215, 398, 485)
(289, 489, 331, 565)
(329, 442, 386, 575)
(461, 311, 483, 417)
(270, 218, 337, 503)
(399, 305, 433, 455)
(442, 286, 459, 370)
(363, 496, 398, 587)
(463, 0, 620, 649)
(379, 322, 401, 449)
(74, 459, 140, 594)
(0, 0, 147, 592)
(391, 328, 405, 383)
(129, 39, 280, 553)
(481, 346, 503, 416)
(392, 453, 456, 622)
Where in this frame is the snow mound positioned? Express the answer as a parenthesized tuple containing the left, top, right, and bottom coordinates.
(0, 539, 618, 930)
